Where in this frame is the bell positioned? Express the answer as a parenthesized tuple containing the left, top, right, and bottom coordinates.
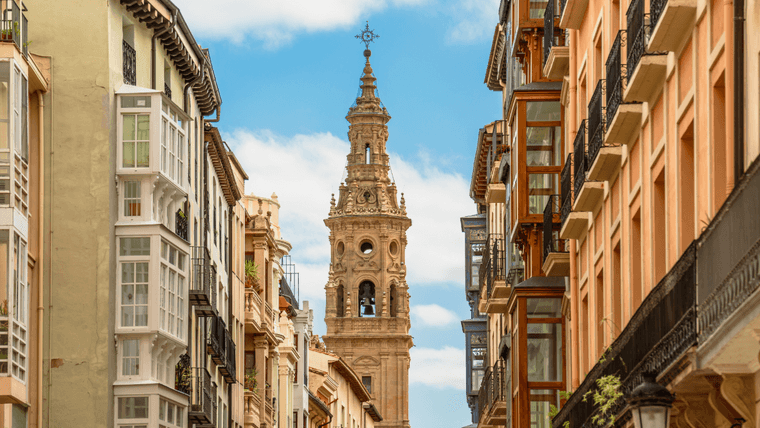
(362, 304, 374, 316)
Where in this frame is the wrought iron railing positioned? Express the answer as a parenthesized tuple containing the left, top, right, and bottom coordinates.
(650, 0, 667, 32)
(560, 154, 572, 226)
(543, 195, 563, 263)
(123, 40, 136, 86)
(207, 315, 226, 365)
(477, 360, 507, 420)
(176, 210, 188, 242)
(164, 82, 172, 99)
(175, 353, 191, 395)
(482, 235, 506, 299)
(190, 246, 216, 315)
(189, 367, 214, 426)
(587, 80, 606, 169)
(572, 121, 587, 200)
(559, 0, 568, 19)
(606, 31, 625, 124)
(553, 244, 696, 428)
(0, 1, 24, 53)
(225, 334, 236, 383)
(626, 0, 646, 76)
(543, 0, 555, 66)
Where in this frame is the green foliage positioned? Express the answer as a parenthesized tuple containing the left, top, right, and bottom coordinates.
(549, 404, 559, 420)
(245, 260, 259, 283)
(245, 368, 258, 393)
(589, 375, 623, 427)
(559, 390, 573, 400)
(563, 422, 570, 428)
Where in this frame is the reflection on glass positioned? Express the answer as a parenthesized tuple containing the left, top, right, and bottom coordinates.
(530, 389, 559, 428)
(529, 174, 558, 214)
(527, 323, 562, 382)
(527, 102, 561, 121)
(526, 126, 561, 166)
(529, 0, 549, 18)
(527, 298, 562, 318)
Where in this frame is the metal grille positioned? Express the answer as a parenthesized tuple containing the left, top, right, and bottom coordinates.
(482, 235, 506, 300)
(123, 40, 136, 85)
(560, 154, 572, 226)
(164, 82, 172, 99)
(572, 121, 587, 200)
(650, 0, 667, 32)
(189, 367, 214, 425)
(543, 195, 562, 263)
(587, 80, 606, 168)
(559, 0, 568, 20)
(190, 246, 217, 315)
(606, 31, 625, 124)
(176, 210, 188, 242)
(477, 360, 507, 419)
(626, 0, 645, 76)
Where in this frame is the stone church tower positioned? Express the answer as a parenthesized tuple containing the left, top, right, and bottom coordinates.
(323, 47, 412, 428)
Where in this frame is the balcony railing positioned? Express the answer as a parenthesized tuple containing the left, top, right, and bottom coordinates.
(572, 121, 587, 201)
(606, 31, 625, 123)
(650, 0, 666, 32)
(123, 40, 136, 86)
(481, 235, 506, 300)
(543, 0, 555, 66)
(560, 154, 572, 227)
(587, 80, 606, 169)
(245, 289, 263, 328)
(207, 315, 226, 366)
(477, 360, 507, 419)
(189, 367, 214, 426)
(164, 82, 172, 99)
(175, 210, 188, 242)
(626, 0, 649, 75)
(225, 334, 236, 383)
(190, 246, 216, 316)
(553, 244, 696, 428)
(175, 353, 191, 395)
(543, 195, 563, 263)
(0, 1, 27, 56)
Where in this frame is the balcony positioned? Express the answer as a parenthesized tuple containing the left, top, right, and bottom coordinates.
(220, 334, 236, 384)
(559, 154, 572, 228)
(543, 1, 569, 80)
(189, 367, 214, 426)
(0, 1, 28, 58)
(190, 246, 216, 317)
(553, 245, 696, 428)
(648, 0, 697, 52)
(559, 0, 588, 30)
(164, 82, 172, 100)
(572, 120, 604, 214)
(244, 390, 262, 428)
(480, 234, 510, 313)
(245, 289, 263, 334)
(605, 31, 644, 148)
(264, 386, 274, 426)
(208, 315, 237, 383)
(624, 0, 667, 103)
(478, 360, 508, 426)
(123, 40, 136, 86)
(585, 80, 620, 184)
(175, 210, 188, 242)
(542, 195, 569, 276)
(175, 354, 191, 395)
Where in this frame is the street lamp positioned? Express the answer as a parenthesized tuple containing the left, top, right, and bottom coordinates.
(627, 373, 675, 428)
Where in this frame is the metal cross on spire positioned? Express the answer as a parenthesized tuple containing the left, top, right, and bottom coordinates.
(355, 21, 379, 57)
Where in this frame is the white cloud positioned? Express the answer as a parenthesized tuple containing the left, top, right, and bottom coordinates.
(177, 0, 428, 48)
(445, 0, 500, 44)
(410, 346, 465, 389)
(411, 304, 459, 327)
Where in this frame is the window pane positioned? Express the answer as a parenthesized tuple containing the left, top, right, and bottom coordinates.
(528, 173, 558, 214)
(136, 142, 149, 168)
(527, 323, 562, 382)
(123, 115, 135, 141)
(530, 389, 559, 428)
(123, 142, 135, 168)
(120, 237, 150, 256)
(526, 127, 561, 166)
(527, 101, 561, 121)
(527, 298, 562, 318)
(136, 116, 150, 141)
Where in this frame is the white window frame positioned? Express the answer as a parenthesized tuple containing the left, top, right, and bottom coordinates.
(160, 101, 186, 187)
(122, 113, 150, 169)
(118, 237, 151, 329)
(159, 240, 186, 339)
(123, 180, 142, 218)
(159, 398, 185, 428)
(10, 232, 25, 382)
(117, 396, 149, 425)
(120, 338, 141, 378)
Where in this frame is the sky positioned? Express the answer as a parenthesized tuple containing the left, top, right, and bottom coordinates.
(176, 0, 502, 425)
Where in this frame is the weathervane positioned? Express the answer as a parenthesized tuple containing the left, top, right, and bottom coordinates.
(355, 21, 379, 57)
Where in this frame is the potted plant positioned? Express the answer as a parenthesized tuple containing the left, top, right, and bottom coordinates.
(244, 260, 259, 289)
(245, 368, 258, 393)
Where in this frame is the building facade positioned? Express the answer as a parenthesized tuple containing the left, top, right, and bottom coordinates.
(322, 48, 411, 428)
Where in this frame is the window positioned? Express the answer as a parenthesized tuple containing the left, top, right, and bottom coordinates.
(118, 397, 149, 419)
(362, 376, 372, 394)
(121, 262, 148, 327)
(528, 173, 558, 214)
(11, 234, 25, 381)
(124, 181, 141, 217)
(122, 339, 139, 376)
(526, 126, 561, 166)
(120, 237, 150, 256)
(160, 102, 187, 185)
(122, 114, 150, 168)
(159, 399, 184, 428)
(160, 241, 186, 339)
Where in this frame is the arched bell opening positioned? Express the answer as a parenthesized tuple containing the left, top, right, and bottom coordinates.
(336, 283, 345, 317)
(390, 283, 397, 317)
(358, 281, 376, 317)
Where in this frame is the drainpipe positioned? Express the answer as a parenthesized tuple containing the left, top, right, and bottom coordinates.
(36, 90, 44, 428)
(724, 0, 735, 192)
(567, 28, 580, 389)
(205, 105, 221, 123)
(227, 207, 233, 428)
(734, 0, 745, 182)
(151, 10, 177, 90)
(184, 59, 205, 114)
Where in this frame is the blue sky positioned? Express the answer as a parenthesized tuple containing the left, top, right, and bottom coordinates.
(178, 0, 501, 425)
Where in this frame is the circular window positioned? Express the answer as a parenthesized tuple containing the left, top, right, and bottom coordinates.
(360, 241, 374, 254)
(336, 242, 345, 256)
(389, 241, 399, 256)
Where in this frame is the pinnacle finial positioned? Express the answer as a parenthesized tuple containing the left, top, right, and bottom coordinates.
(355, 21, 379, 56)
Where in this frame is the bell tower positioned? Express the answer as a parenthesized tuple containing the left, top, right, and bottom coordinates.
(323, 23, 412, 428)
